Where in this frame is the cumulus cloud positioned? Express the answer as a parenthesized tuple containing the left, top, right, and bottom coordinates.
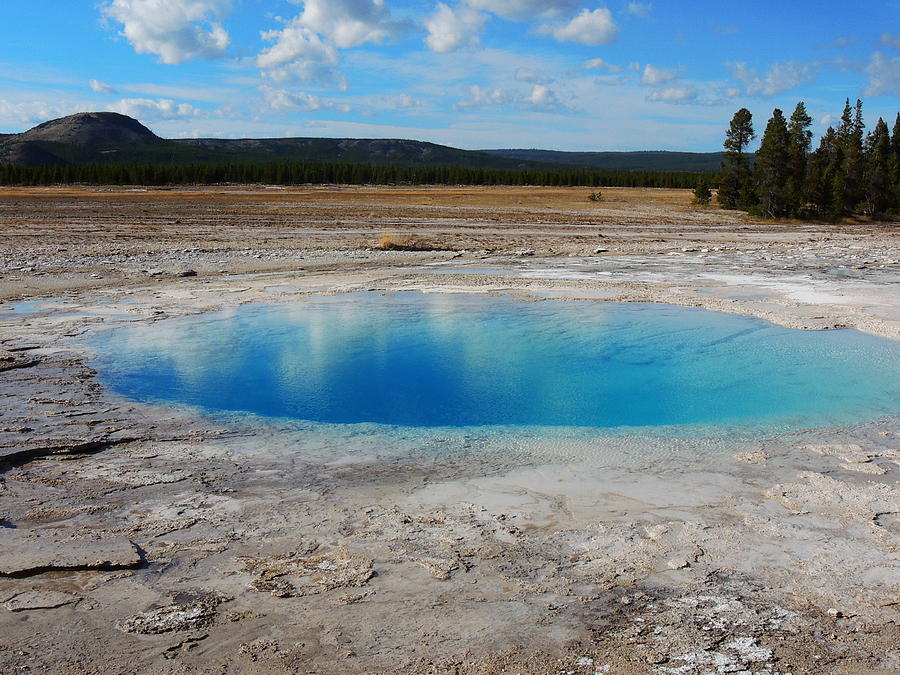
(261, 86, 351, 113)
(0, 100, 83, 127)
(90, 79, 117, 95)
(464, 0, 577, 21)
(583, 58, 622, 73)
(641, 64, 678, 86)
(864, 51, 900, 96)
(646, 86, 696, 103)
(525, 84, 560, 109)
(626, 2, 651, 18)
(424, 3, 485, 53)
(455, 84, 511, 108)
(548, 8, 618, 46)
(727, 60, 818, 97)
(454, 83, 563, 110)
(101, 0, 231, 64)
(109, 97, 202, 120)
(253, 0, 404, 88)
(257, 18, 343, 86)
(295, 0, 402, 48)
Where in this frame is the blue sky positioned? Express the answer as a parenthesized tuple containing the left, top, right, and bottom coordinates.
(1, 1, 898, 151)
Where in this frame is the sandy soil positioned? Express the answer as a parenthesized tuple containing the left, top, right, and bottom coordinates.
(0, 185, 898, 674)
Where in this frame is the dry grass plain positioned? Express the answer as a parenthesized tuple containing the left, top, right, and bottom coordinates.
(1, 184, 894, 302)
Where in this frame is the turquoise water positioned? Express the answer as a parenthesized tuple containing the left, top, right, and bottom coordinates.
(89, 292, 900, 434)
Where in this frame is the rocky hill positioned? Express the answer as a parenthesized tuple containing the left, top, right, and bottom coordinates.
(15, 112, 160, 146)
(0, 112, 173, 166)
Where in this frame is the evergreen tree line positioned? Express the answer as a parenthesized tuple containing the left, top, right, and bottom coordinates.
(0, 158, 713, 190)
(718, 99, 900, 218)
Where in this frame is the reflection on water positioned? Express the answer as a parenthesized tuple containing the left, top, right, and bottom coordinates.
(89, 292, 900, 435)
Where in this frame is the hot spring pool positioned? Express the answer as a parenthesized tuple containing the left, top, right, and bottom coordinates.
(89, 292, 900, 435)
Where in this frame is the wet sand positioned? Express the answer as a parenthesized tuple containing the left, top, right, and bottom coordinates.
(0, 186, 898, 674)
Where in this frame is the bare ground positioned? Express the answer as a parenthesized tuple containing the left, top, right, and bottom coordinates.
(0, 185, 898, 674)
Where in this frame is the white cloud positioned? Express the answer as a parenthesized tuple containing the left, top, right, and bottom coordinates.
(641, 64, 678, 86)
(548, 8, 618, 46)
(109, 97, 202, 120)
(254, 0, 404, 87)
(593, 74, 632, 86)
(583, 58, 622, 73)
(295, 0, 401, 49)
(515, 69, 552, 84)
(424, 3, 485, 53)
(257, 18, 343, 87)
(626, 2, 652, 18)
(0, 100, 83, 128)
(464, 0, 578, 21)
(261, 86, 351, 113)
(90, 79, 116, 95)
(101, 0, 231, 65)
(820, 113, 835, 126)
(454, 83, 563, 111)
(727, 60, 817, 97)
(455, 84, 511, 108)
(646, 86, 696, 104)
(864, 51, 900, 96)
(526, 84, 559, 109)
(372, 93, 423, 109)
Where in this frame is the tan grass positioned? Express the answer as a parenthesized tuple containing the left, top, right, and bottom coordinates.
(377, 232, 448, 251)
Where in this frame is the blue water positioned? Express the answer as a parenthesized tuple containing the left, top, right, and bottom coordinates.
(89, 292, 900, 434)
(1, 300, 53, 316)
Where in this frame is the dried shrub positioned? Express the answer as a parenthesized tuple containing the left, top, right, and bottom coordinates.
(377, 232, 446, 251)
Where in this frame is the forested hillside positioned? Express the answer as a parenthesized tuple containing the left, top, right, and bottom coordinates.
(482, 149, 730, 172)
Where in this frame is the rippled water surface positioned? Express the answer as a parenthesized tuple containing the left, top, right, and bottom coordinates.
(90, 292, 900, 434)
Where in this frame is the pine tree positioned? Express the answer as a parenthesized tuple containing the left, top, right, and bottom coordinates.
(786, 101, 813, 215)
(754, 109, 791, 218)
(890, 113, 900, 210)
(837, 99, 866, 212)
(807, 127, 838, 217)
(693, 178, 712, 205)
(864, 118, 892, 216)
(718, 108, 755, 209)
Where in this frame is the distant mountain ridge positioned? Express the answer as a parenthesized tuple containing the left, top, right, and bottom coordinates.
(0, 112, 723, 173)
(172, 136, 517, 168)
(0, 113, 538, 169)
